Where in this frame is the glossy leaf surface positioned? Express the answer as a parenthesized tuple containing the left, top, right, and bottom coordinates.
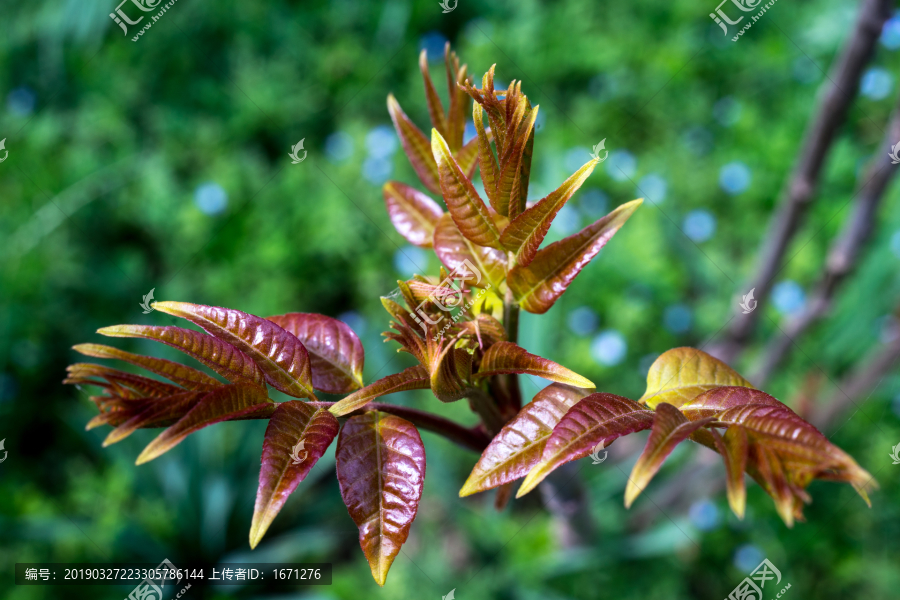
(382, 181, 444, 249)
(329, 365, 430, 417)
(624, 403, 715, 507)
(518, 393, 655, 497)
(387, 94, 441, 194)
(474, 342, 594, 389)
(460, 384, 589, 496)
(250, 401, 339, 548)
(508, 199, 642, 313)
(72, 343, 222, 391)
(501, 157, 599, 266)
(266, 312, 365, 394)
(153, 302, 315, 399)
(432, 213, 507, 290)
(431, 129, 502, 249)
(98, 324, 266, 388)
(336, 412, 426, 586)
(640, 347, 754, 409)
(136, 382, 274, 464)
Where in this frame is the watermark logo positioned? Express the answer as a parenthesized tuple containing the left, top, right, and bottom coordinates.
(590, 139, 608, 162)
(0, 439, 7, 464)
(442, 589, 456, 600)
(713, 0, 780, 42)
(407, 260, 491, 340)
(291, 440, 307, 465)
(111, 0, 182, 42)
(439, 0, 457, 13)
(0, 139, 8, 163)
(289, 139, 307, 164)
(890, 443, 900, 465)
(589, 440, 607, 464)
(725, 558, 789, 600)
(889, 142, 900, 165)
(127, 558, 188, 600)
(140, 288, 156, 314)
(740, 288, 757, 314)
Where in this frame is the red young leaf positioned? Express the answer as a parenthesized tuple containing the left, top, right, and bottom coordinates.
(153, 302, 316, 400)
(681, 386, 875, 526)
(66, 363, 183, 398)
(103, 390, 205, 447)
(336, 412, 426, 586)
(473, 103, 501, 213)
(624, 403, 716, 508)
(508, 199, 642, 314)
(432, 213, 508, 291)
(387, 94, 441, 195)
(329, 365, 430, 417)
(266, 313, 365, 394)
(382, 181, 444, 249)
(459, 384, 589, 496)
(250, 401, 340, 548)
(500, 157, 600, 266)
(474, 341, 594, 389)
(517, 393, 655, 497)
(640, 347, 754, 409)
(431, 129, 502, 249)
(136, 382, 274, 465)
(710, 426, 749, 519)
(495, 103, 538, 219)
(444, 44, 468, 152)
(98, 325, 266, 388)
(419, 49, 447, 137)
(72, 343, 222, 391)
(455, 135, 480, 179)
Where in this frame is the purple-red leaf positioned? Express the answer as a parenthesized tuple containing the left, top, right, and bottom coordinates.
(474, 341, 594, 389)
(388, 94, 441, 195)
(98, 325, 266, 388)
(266, 313, 365, 394)
(710, 426, 749, 519)
(152, 302, 316, 400)
(474, 103, 501, 212)
(508, 199, 642, 314)
(72, 343, 222, 391)
(431, 129, 502, 249)
(500, 157, 600, 266)
(681, 386, 876, 526)
(250, 401, 339, 548)
(624, 403, 715, 507)
(103, 391, 204, 447)
(432, 213, 508, 290)
(460, 384, 589, 496)
(382, 181, 444, 249)
(336, 412, 426, 586)
(329, 365, 430, 417)
(419, 49, 447, 137)
(517, 393, 655, 497)
(136, 383, 274, 465)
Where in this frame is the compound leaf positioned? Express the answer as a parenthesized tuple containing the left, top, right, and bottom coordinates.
(382, 181, 444, 249)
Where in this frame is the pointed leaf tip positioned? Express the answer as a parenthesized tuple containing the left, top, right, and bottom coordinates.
(250, 402, 339, 549)
(336, 412, 426, 586)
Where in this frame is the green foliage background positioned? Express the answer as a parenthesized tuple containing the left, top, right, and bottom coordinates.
(1, 0, 899, 598)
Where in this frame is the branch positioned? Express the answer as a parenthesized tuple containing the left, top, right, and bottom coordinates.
(813, 333, 900, 429)
(711, 0, 893, 364)
(752, 96, 900, 385)
(311, 401, 491, 453)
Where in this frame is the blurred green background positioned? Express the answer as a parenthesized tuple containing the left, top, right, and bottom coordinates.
(2, 0, 900, 598)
